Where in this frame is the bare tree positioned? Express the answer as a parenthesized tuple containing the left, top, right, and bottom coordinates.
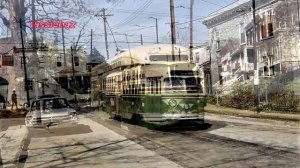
(0, 0, 93, 43)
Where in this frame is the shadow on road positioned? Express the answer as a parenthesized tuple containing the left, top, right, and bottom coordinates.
(154, 121, 212, 132)
(28, 124, 93, 138)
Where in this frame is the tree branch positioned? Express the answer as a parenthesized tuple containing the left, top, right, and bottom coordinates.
(74, 16, 92, 49)
(0, 12, 9, 27)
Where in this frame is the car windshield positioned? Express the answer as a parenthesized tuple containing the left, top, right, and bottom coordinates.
(31, 98, 69, 110)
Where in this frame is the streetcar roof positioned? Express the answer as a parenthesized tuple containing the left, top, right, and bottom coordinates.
(110, 44, 189, 64)
(92, 44, 191, 73)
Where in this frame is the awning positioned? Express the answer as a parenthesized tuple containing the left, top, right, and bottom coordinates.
(0, 76, 8, 85)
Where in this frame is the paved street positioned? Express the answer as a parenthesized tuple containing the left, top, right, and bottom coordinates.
(1, 111, 300, 168)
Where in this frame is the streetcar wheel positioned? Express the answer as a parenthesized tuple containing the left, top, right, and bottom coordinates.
(131, 113, 143, 126)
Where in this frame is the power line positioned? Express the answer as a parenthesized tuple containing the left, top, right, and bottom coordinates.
(199, 0, 224, 8)
(105, 18, 120, 52)
(112, 26, 155, 34)
(108, 8, 189, 18)
(112, 0, 153, 29)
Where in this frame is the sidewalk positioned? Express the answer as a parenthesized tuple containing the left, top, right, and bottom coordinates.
(205, 104, 300, 123)
(0, 125, 28, 167)
(205, 113, 300, 154)
(24, 117, 182, 168)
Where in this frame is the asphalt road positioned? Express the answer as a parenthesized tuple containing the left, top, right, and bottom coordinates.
(1, 111, 299, 168)
(92, 114, 300, 168)
(0, 118, 24, 131)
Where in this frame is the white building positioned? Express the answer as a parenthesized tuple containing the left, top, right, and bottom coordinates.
(203, 0, 300, 93)
(193, 44, 211, 94)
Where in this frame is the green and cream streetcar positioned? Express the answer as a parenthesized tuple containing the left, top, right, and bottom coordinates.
(91, 44, 206, 125)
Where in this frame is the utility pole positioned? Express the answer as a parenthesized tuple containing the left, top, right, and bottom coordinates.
(99, 9, 113, 60)
(71, 46, 77, 105)
(297, 0, 300, 31)
(31, 0, 42, 124)
(252, 0, 259, 113)
(189, 0, 194, 62)
(62, 26, 66, 67)
(140, 34, 143, 45)
(169, 0, 176, 45)
(155, 18, 159, 44)
(19, 18, 30, 107)
(90, 29, 93, 59)
(169, 0, 176, 61)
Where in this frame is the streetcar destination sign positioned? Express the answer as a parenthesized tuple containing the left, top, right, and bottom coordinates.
(30, 20, 77, 29)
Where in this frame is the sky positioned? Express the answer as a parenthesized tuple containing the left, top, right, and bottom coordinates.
(0, 0, 236, 58)
(85, 0, 236, 58)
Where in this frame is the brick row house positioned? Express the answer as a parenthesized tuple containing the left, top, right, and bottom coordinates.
(202, 0, 300, 93)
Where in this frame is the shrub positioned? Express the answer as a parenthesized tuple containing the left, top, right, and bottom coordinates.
(215, 83, 300, 113)
(267, 89, 300, 112)
(219, 83, 254, 110)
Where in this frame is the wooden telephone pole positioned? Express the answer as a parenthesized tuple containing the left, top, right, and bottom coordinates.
(19, 18, 30, 107)
(99, 9, 113, 60)
(189, 0, 194, 62)
(169, 0, 176, 61)
(252, 0, 259, 113)
(169, 0, 176, 45)
(90, 29, 93, 57)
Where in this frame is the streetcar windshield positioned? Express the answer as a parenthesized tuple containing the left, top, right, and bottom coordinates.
(164, 77, 201, 93)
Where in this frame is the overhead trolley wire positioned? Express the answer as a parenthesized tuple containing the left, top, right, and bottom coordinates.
(112, 0, 153, 29)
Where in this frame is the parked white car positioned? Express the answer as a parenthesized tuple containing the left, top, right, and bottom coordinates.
(25, 97, 78, 127)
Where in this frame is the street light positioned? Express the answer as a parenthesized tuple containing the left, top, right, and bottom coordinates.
(174, 1, 194, 62)
(149, 17, 159, 44)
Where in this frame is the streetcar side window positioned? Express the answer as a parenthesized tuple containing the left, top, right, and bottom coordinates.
(150, 55, 189, 62)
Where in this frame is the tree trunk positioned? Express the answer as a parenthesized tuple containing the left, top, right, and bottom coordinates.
(8, 0, 26, 43)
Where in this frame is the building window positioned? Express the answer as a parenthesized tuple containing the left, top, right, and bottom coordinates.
(216, 40, 220, 51)
(25, 79, 33, 91)
(246, 31, 252, 45)
(57, 54, 62, 67)
(87, 65, 92, 72)
(1, 55, 14, 66)
(74, 56, 79, 66)
(261, 11, 274, 39)
(240, 22, 246, 44)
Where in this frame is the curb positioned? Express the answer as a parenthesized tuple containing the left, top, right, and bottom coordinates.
(14, 126, 28, 165)
(1, 125, 29, 167)
(205, 104, 300, 123)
